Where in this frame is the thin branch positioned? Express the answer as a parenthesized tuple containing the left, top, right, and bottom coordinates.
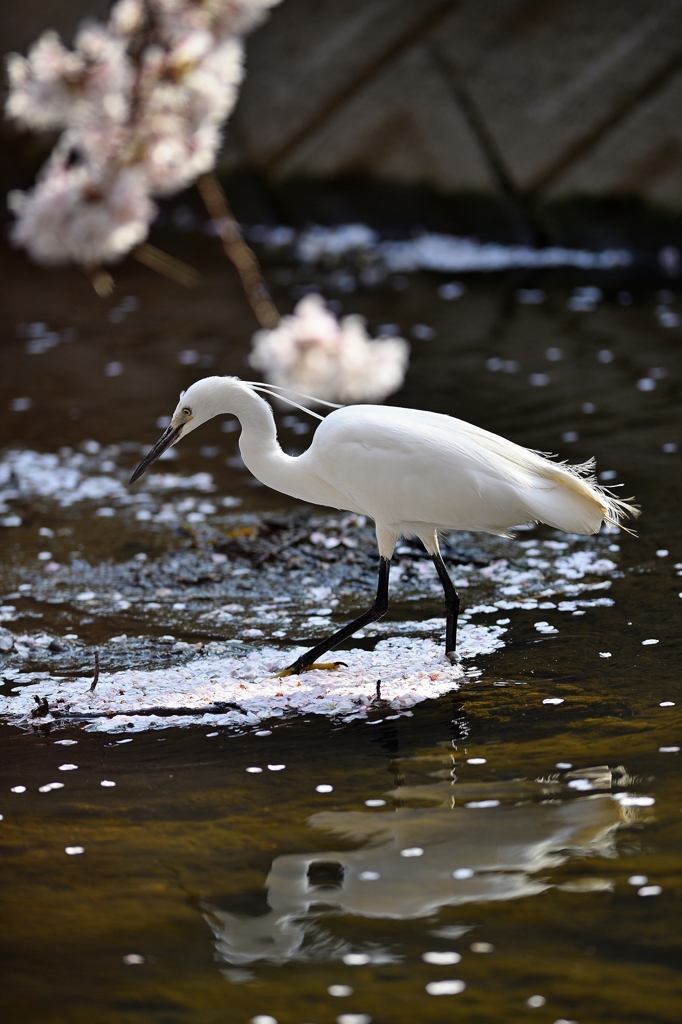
(254, 529, 309, 567)
(89, 270, 115, 298)
(197, 172, 280, 329)
(89, 650, 100, 693)
(134, 243, 201, 287)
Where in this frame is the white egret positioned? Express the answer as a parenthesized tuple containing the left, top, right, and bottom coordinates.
(130, 376, 638, 674)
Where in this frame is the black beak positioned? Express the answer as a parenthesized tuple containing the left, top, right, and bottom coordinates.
(130, 423, 183, 484)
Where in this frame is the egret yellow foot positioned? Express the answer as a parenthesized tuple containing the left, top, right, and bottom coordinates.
(276, 661, 348, 678)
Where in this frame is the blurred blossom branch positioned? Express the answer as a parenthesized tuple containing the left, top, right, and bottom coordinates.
(134, 241, 201, 287)
(5, 0, 411, 401)
(249, 294, 410, 404)
(197, 172, 279, 327)
(5, 0, 280, 315)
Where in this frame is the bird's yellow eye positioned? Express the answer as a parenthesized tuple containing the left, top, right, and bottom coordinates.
(182, 407, 191, 418)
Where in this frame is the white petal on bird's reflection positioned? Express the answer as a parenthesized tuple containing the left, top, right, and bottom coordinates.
(422, 951, 461, 964)
(343, 953, 371, 965)
(201, 779, 629, 966)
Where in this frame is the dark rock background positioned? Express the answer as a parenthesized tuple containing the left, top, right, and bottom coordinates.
(3, 0, 682, 243)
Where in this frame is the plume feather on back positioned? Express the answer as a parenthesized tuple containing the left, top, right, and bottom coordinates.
(400, 411, 640, 534)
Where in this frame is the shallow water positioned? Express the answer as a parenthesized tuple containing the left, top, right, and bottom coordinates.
(1, 236, 681, 1023)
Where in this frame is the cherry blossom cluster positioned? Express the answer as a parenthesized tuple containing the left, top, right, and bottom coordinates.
(249, 293, 410, 403)
(6, 0, 280, 266)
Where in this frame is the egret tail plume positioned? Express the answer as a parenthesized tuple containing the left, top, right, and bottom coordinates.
(523, 456, 640, 535)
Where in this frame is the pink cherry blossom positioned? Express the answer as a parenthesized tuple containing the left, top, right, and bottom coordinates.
(249, 294, 410, 403)
(5, 1, 281, 266)
(9, 162, 155, 266)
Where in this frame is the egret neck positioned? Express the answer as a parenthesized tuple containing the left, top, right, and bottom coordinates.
(192, 378, 344, 508)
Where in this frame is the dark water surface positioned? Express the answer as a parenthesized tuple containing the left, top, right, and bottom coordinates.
(1, 239, 681, 1024)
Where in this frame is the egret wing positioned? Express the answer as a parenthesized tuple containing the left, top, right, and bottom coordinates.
(304, 406, 626, 536)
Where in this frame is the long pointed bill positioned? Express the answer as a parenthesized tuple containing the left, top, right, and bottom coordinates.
(130, 424, 183, 483)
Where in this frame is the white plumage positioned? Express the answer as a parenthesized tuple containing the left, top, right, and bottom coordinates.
(131, 375, 638, 672)
(297, 404, 628, 553)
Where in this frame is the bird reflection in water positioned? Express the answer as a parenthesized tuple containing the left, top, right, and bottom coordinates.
(201, 776, 632, 966)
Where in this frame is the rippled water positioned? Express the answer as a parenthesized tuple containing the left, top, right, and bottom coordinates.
(1, 239, 680, 1023)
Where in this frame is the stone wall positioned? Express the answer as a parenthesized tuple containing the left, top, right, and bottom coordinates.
(4, 0, 682, 210)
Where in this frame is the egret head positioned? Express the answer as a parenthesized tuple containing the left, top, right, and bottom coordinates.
(130, 376, 239, 483)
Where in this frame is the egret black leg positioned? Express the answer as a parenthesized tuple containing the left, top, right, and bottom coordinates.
(281, 557, 391, 675)
(431, 552, 460, 662)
